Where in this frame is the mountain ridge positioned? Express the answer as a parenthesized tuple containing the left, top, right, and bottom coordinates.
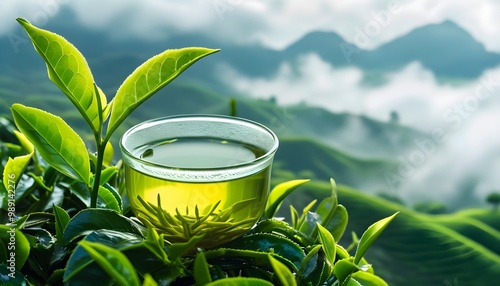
(1, 15, 498, 86)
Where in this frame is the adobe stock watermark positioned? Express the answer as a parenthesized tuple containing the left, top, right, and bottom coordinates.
(5, 173, 17, 278)
(269, 106, 296, 133)
(384, 73, 500, 191)
(212, 0, 243, 21)
(7, 0, 70, 54)
(339, 0, 411, 63)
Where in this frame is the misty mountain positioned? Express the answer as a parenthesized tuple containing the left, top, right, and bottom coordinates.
(2, 11, 499, 92)
(354, 21, 500, 78)
(219, 20, 500, 80)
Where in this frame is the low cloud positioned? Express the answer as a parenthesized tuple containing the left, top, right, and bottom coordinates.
(221, 53, 496, 131)
(2, 0, 500, 52)
(220, 53, 500, 208)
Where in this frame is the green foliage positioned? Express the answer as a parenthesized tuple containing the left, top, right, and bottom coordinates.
(264, 179, 309, 219)
(17, 18, 105, 134)
(11, 104, 91, 184)
(106, 47, 219, 140)
(294, 181, 500, 285)
(0, 20, 396, 285)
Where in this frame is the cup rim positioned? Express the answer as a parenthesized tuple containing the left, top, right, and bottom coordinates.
(119, 114, 279, 174)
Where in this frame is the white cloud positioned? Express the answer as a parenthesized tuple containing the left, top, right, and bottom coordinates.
(221, 53, 500, 131)
(2, 0, 500, 52)
(220, 54, 500, 208)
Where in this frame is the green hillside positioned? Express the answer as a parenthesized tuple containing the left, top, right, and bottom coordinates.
(455, 208, 500, 231)
(433, 215, 500, 254)
(273, 138, 396, 192)
(279, 180, 500, 285)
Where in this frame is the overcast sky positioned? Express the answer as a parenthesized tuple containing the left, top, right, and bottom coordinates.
(1, 0, 500, 51)
(2, 0, 500, 206)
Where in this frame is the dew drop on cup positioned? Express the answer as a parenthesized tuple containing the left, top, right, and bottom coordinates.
(120, 115, 279, 249)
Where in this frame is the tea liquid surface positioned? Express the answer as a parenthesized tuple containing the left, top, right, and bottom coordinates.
(126, 137, 271, 246)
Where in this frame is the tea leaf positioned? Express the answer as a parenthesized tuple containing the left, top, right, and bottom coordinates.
(0, 265, 27, 284)
(314, 179, 348, 241)
(0, 225, 30, 270)
(13, 130, 34, 154)
(168, 234, 205, 260)
(62, 209, 142, 245)
(225, 233, 305, 269)
(264, 179, 309, 219)
(269, 255, 297, 286)
(3, 153, 32, 191)
(351, 271, 388, 286)
(97, 185, 121, 212)
(296, 199, 317, 233)
(53, 204, 70, 243)
(64, 230, 168, 284)
(97, 166, 118, 186)
(78, 240, 140, 286)
(11, 104, 90, 184)
(290, 205, 300, 229)
(143, 228, 169, 263)
(354, 212, 399, 264)
(334, 258, 360, 286)
(296, 244, 322, 281)
(345, 278, 363, 286)
(106, 47, 220, 139)
(142, 274, 159, 286)
(316, 197, 348, 242)
(17, 18, 105, 133)
(3, 132, 34, 193)
(206, 278, 273, 286)
(316, 223, 336, 269)
(103, 141, 114, 166)
(194, 253, 212, 284)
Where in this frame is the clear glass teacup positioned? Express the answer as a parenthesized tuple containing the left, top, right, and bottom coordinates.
(120, 115, 279, 249)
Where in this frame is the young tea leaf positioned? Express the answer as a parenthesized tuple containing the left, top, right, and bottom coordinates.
(78, 240, 140, 286)
(296, 244, 322, 281)
(2, 132, 34, 192)
(354, 212, 399, 264)
(17, 18, 105, 133)
(269, 255, 297, 286)
(97, 166, 118, 186)
(264, 179, 309, 219)
(106, 47, 220, 139)
(98, 185, 121, 212)
(103, 141, 114, 166)
(351, 271, 388, 286)
(316, 223, 336, 270)
(142, 274, 159, 286)
(317, 202, 348, 242)
(11, 104, 91, 184)
(3, 153, 32, 191)
(194, 253, 212, 285)
(334, 258, 360, 286)
(13, 130, 34, 154)
(53, 204, 70, 243)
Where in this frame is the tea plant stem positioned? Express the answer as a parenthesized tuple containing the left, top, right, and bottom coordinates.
(90, 139, 108, 208)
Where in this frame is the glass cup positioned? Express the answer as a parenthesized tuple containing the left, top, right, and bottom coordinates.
(120, 115, 279, 249)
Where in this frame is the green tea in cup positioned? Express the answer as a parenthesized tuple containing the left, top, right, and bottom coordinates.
(120, 115, 278, 249)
